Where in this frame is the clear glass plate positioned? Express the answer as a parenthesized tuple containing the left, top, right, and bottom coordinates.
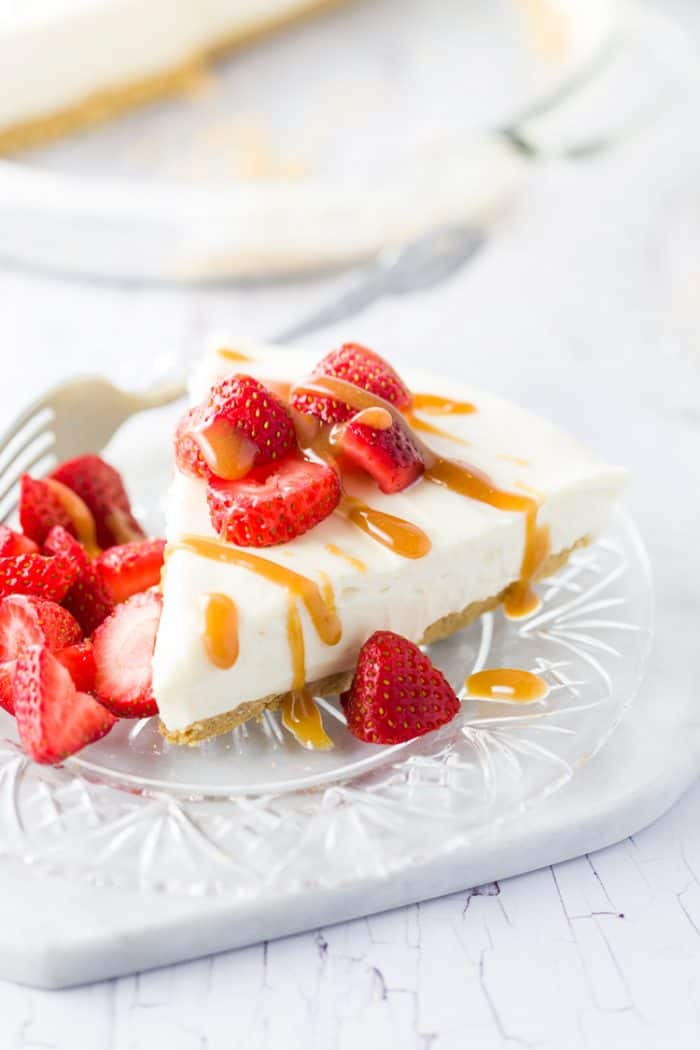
(0, 0, 683, 282)
(0, 508, 652, 895)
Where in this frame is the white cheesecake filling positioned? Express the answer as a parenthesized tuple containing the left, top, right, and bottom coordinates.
(0, 0, 326, 131)
(152, 341, 627, 732)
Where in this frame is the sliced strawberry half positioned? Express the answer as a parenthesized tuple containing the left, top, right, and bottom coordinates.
(92, 590, 161, 718)
(339, 417, 424, 494)
(0, 595, 81, 713)
(291, 344, 412, 424)
(174, 404, 211, 480)
(207, 455, 341, 547)
(50, 454, 145, 549)
(19, 475, 75, 545)
(175, 376, 297, 481)
(206, 374, 296, 465)
(96, 539, 166, 604)
(44, 526, 113, 635)
(341, 630, 460, 745)
(0, 596, 81, 661)
(55, 641, 96, 694)
(13, 645, 116, 764)
(0, 525, 39, 557)
(0, 666, 12, 716)
(0, 552, 79, 603)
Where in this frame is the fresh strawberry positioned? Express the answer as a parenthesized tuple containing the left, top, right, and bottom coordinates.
(0, 666, 12, 715)
(206, 375, 296, 465)
(339, 418, 424, 493)
(174, 404, 211, 479)
(19, 475, 75, 545)
(0, 595, 81, 713)
(92, 590, 161, 718)
(0, 595, 81, 659)
(13, 646, 116, 764)
(176, 376, 297, 482)
(44, 526, 113, 634)
(42, 524, 86, 562)
(341, 630, 460, 745)
(50, 454, 145, 548)
(96, 539, 165, 604)
(207, 455, 341, 547)
(0, 525, 39, 557)
(55, 641, 96, 694)
(0, 552, 78, 602)
(291, 344, 412, 424)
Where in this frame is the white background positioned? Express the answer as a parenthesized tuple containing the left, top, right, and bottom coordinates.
(1, 0, 699, 1046)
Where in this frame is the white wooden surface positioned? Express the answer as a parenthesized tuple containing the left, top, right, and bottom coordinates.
(1, 1, 699, 1044)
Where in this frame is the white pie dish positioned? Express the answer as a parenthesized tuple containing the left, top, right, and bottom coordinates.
(0, 0, 686, 281)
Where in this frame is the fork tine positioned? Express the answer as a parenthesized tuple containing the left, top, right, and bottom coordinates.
(0, 394, 54, 459)
(0, 445, 56, 524)
(0, 432, 56, 505)
(0, 450, 55, 525)
(0, 486, 20, 525)
(0, 409, 53, 469)
(0, 410, 54, 480)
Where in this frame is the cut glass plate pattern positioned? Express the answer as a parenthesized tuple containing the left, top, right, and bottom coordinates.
(0, 510, 652, 896)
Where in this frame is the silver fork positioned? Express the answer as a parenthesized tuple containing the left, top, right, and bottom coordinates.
(0, 225, 483, 524)
(0, 376, 186, 524)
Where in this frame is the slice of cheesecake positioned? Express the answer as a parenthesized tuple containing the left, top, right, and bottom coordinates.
(0, 0, 342, 154)
(152, 339, 626, 744)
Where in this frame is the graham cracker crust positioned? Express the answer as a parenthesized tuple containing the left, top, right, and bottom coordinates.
(0, 0, 346, 155)
(161, 538, 587, 746)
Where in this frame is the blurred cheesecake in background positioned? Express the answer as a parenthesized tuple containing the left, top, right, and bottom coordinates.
(0, 0, 342, 154)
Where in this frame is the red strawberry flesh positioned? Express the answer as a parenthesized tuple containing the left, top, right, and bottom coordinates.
(207, 455, 341, 548)
(175, 375, 297, 482)
(291, 344, 412, 424)
(0, 525, 39, 557)
(0, 595, 81, 713)
(0, 665, 12, 715)
(0, 595, 81, 661)
(96, 539, 166, 604)
(19, 474, 75, 546)
(174, 405, 212, 480)
(92, 590, 161, 718)
(44, 525, 113, 634)
(51, 454, 145, 549)
(13, 646, 116, 764)
(206, 374, 296, 465)
(339, 417, 424, 494)
(0, 552, 78, 602)
(341, 630, 460, 744)
(55, 641, 97, 694)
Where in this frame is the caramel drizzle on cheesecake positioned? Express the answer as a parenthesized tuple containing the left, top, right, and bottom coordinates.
(281, 689, 333, 750)
(174, 366, 548, 725)
(325, 543, 367, 573)
(173, 536, 341, 645)
(201, 592, 239, 669)
(216, 347, 253, 363)
(193, 417, 258, 481)
(289, 389, 433, 560)
(291, 375, 549, 617)
(286, 597, 306, 691)
(404, 392, 476, 447)
(412, 393, 476, 416)
(175, 542, 334, 745)
(338, 497, 432, 560)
